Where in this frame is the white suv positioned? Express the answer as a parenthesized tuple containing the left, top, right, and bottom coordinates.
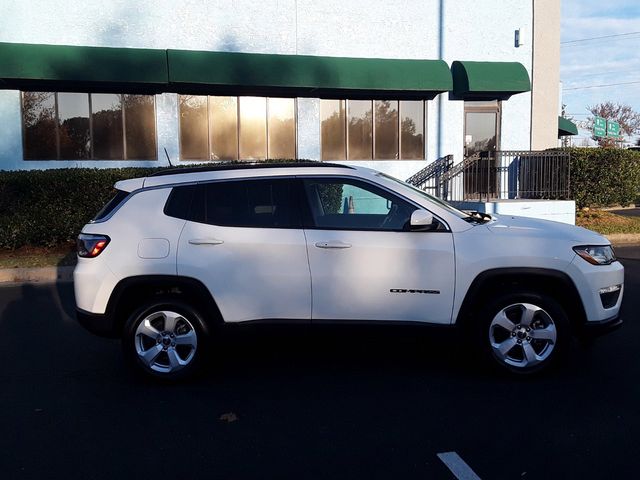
(74, 162, 624, 379)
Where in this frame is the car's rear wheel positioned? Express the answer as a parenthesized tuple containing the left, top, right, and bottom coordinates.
(123, 299, 208, 380)
(476, 291, 569, 374)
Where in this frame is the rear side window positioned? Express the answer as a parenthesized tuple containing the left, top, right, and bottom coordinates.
(164, 179, 298, 228)
(93, 190, 129, 221)
(203, 179, 297, 228)
(164, 184, 196, 220)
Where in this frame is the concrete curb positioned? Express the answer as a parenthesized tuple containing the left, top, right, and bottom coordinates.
(606, 233, 640, 246)
(0, 266, 74, 284)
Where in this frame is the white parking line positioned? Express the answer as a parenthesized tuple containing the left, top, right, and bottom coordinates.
(437, 452, 482, 480)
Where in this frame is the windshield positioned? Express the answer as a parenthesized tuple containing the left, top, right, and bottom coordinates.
(376, 172, 472, 220)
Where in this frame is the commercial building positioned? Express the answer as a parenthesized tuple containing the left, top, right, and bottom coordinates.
(0, 0, 563, 182)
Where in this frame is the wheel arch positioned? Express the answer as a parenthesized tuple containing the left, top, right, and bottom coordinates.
(106, 275, 224, 337)
(455, 268, 587, 332)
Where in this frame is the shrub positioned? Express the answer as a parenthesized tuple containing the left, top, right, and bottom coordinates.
(568, 147, 640, 208)
(0, 168, 161, 249)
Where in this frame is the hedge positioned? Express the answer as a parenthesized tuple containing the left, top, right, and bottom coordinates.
(0, 168, 165, 249)
(568, 147, 640, 208)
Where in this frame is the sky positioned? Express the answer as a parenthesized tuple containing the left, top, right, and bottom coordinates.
(561, 0, 640, 144)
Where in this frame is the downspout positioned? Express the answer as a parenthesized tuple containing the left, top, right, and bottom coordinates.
(529, 0, 535, 150)
(437, 0, 445, 159)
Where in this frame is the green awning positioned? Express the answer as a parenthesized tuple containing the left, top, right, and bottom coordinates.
(166, 50, 452, 99)
(558, 116, 578, 137)
(451, 61, 530, 100)
(0, 42, 168, 93)
(0, 42, 452, 99)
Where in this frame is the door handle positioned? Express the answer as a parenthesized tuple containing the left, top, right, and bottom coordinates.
(188, 238, 224, 245)
(315, 241, 352, 249)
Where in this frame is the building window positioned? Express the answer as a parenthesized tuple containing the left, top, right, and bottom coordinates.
(320, 99, 426, 160)
(21, 91, 157, 160)
(178, 95, 296, 161)
(320, 99, 346, 160)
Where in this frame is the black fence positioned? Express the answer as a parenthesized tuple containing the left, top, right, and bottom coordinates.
(406, 150, 571, 202)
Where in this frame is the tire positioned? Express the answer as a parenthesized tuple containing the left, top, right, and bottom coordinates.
(122, 298, 209, 381)
(474, 290, 569, 375)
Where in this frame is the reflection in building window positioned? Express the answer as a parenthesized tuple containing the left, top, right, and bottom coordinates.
(400, 100, 424, 160)
(22, 92, 57, 160)
(239, 97, 267, 160)
(58, 92, 90, 160)
(124, 95, 156, 160)
(179, 95, 208, 160)
(375, 100, 398, 159)
(178, 95, 297, 161)
(268, 98, 296, 159)
(92, 94, 123, 160)
(320, 99, 425, 160)
(320, 100, 346, 160)
(21, 91, 157, 161)
(347, 100, 373, 160)
(210, 96, 238, 161)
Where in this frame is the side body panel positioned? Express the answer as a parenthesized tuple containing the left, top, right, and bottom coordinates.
(304, 229, 456, 324)
(177, 221, 312, 322)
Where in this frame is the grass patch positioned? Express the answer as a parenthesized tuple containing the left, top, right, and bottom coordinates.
(0, 245, 76, 269)
(576, 210, 640, 235)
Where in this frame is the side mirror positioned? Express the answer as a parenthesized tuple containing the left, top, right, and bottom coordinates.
(409, 210, 435, 231)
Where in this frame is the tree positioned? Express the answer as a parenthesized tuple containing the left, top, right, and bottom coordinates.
(587, 102, 640, 147)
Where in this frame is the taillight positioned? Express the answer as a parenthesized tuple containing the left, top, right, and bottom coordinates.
(77, 234, 110, 258)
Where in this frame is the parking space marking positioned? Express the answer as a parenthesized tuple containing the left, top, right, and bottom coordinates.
(437, 452, 482, 480)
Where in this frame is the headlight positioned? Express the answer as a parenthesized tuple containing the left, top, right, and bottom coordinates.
(573, 245, 616, 265)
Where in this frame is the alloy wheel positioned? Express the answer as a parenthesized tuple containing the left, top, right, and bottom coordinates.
(488, 302, 557, 369)
(134, 310, 198, 373)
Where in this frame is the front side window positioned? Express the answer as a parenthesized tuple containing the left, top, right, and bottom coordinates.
(302, 178, 416, 231)
(21, 91, 157, 160)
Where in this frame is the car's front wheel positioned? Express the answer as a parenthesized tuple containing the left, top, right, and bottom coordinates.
(123, 299, 208, 380)
(477, 291, 569, 374)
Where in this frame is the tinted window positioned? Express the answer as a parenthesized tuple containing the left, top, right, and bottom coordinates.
(179, 95, 208, 160)
(124, 94, 156, 160)
(93, 190, 129, 221)
(374, 100, 398, 159)
(268, 98, 296, 159)
(400, 100, 424, 160)
(302, 178, 416, 231)
(164, 185, 196, 220)
(320, 99, 346, 160)
(187, 179, 296, 228)
(22, 91, 57, 160)
(347, 100, 373, 160)
(92, 93, 124, 160)
(239, 97, 267, 160)
(58, 92, 90, 160)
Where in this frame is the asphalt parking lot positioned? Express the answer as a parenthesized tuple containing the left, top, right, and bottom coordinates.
(1, 247, 639, 480)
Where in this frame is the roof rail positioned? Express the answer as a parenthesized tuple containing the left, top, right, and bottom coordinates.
(149, 161, 354, 177)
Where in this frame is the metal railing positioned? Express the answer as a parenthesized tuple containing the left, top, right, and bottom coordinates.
(404, 154, 453, 198)
(406, 150, 571, 202)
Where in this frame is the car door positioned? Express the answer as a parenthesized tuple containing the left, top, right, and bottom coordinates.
(176, 177, 311, 323)
(299, 176, 455, 324)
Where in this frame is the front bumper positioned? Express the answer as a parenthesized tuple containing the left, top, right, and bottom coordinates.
(76, 308, 119, 338)
(580, 314, 623, 338)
